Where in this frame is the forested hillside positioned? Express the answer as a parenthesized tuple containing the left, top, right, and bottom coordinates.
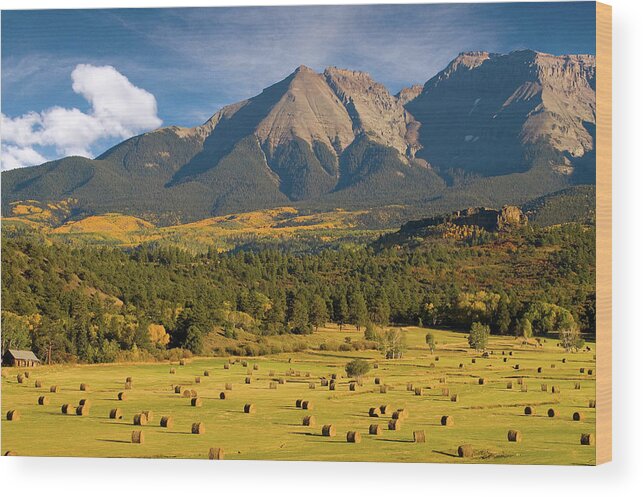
(1, 218, 595, 364)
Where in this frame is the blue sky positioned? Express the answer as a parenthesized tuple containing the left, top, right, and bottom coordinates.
(1, 2, 596, 168)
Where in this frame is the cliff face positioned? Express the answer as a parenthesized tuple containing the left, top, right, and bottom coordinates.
(407, 50, 596, 179)
(323, 67, 411, 157)
(401, 205, 528, 234)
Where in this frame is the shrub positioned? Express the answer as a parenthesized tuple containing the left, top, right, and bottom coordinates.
(345, 359, 371, 378)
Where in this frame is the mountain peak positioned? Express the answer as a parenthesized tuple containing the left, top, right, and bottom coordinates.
(293, 64, 315, 74)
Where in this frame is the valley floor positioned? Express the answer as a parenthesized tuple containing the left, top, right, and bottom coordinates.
(1, 327, 596, 464)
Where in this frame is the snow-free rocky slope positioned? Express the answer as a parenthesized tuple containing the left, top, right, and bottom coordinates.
(2, 50, 596, 226)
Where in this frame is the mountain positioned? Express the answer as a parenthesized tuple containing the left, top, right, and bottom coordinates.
(1, 50, 596, 226)
(406, 50, 596, 182)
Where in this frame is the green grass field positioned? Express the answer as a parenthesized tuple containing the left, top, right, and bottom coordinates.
(1, 327, 596, 464)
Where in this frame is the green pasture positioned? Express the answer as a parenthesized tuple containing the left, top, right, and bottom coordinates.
(1, 327, 596, 464)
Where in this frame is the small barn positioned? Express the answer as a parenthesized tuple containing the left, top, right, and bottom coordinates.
(2, 349, 41, 367)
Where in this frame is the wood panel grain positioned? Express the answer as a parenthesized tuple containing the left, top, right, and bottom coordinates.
(595, 1, 612, 465)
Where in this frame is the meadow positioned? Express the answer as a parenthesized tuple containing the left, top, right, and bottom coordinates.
(1, 327, 596, 464)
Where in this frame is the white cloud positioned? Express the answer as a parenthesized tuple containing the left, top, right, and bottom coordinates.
(1, 64, 162, 170)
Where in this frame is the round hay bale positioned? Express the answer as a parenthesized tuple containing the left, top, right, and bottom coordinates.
(79, 399, 91, 407)
(537, 367, 543, 373)
(191, 397, 202, 407)
(506, 382, 513, 389)
(141, 410, 153, 421)
(133, 413, 148, 426)
(4, 451, 17, 456)
(296, 399, 303, 408)
(34, 380, 42, 388)
(303, 415, 316, 427)
(182, 390, 192, 398)
(374, 377, 381, 385)
(170, 368, 176, 374)
(225, 383, 233, 390)
(219, 392, 228, 400)
(320, 379, 329, 387)
(573, 412, 585, 422)
(24, 371, 30, 378)
(393, 409, 409, 420)
(244, 403, 256, 414)
(118, 391, 127, 401)
(520, 384, 528, 392)
(223, 364, 230, 370)
(503, 358, 508, 363)
(551, 364, 556, 368)
(245, 376, 251, 384)
(459, 363, 464, 368)
(126, 377, 133, 384)
(6, 410, 20, 421)
(309, 382, 316, 389)
(547, 408, 559, 418)
(514, 364, 520, 370)
(589, 399, 596, 408)
(507, 429, 522, 442)
(174, 385, 182, 394)
(440, 415, 454, 426)
(208, 447, 224, 460)
(369, 424, 382, 435)
(160, 416, 174, 429)
(471, 358, 476, 364)
(551, 386, 560, 394)
(131, 430, 144, 444)
(109, 408, 123, 419)
(580, 368, 585, 373)
(369, 407, 380, 418)
(580, 433, 595, 446)
(349, 383, 357, 391)
(458, 444, 473, 458)
(379, 385, 388, 394)
(406, 383, 414, 391)
(347, 431, 361, 443)
(588, 369, 593, 376)
(17, 374, 24, 384)
(302, 400, 313, 410)
(124, 381, 132, 390)
(413, 430, 426, 443)
(517, 378, 524, 385)
(380, 404, 392, 415)
(575, 382, 581, 390)
(179, 359, 186, 366)
(373, 363, 379, 369)
(203, 370, 210, 377)
(50, 385, 60, 393)
(269, 382, 277, 390)
(61, 403, 75, 415)
(191, 422, 205, 434)
(330, 383, 337, 391)
(541, 384, 548, 392)
(322, 424, 336, 437)
(190, 389, 198, 398)
(278, 378, 286, 385)
(524, 406, 535, 415)
(269, 370, 275, 377)
(241, 361, 248, 368)
(195, 377, 201, 384)
(388, 419, 402, 430)
(441, 388, 450, 397)
(414, 387, 423, 396)
(478, 378, 487, 385)
(509, 351, 513, 356)
(253, 364, 259, 371)
(76, 405, 90, 416)
(38, 395, 49, 406)
(450, 394, 459, 402)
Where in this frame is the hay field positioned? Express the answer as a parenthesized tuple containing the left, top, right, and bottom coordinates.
(1, 327, 596, 464)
